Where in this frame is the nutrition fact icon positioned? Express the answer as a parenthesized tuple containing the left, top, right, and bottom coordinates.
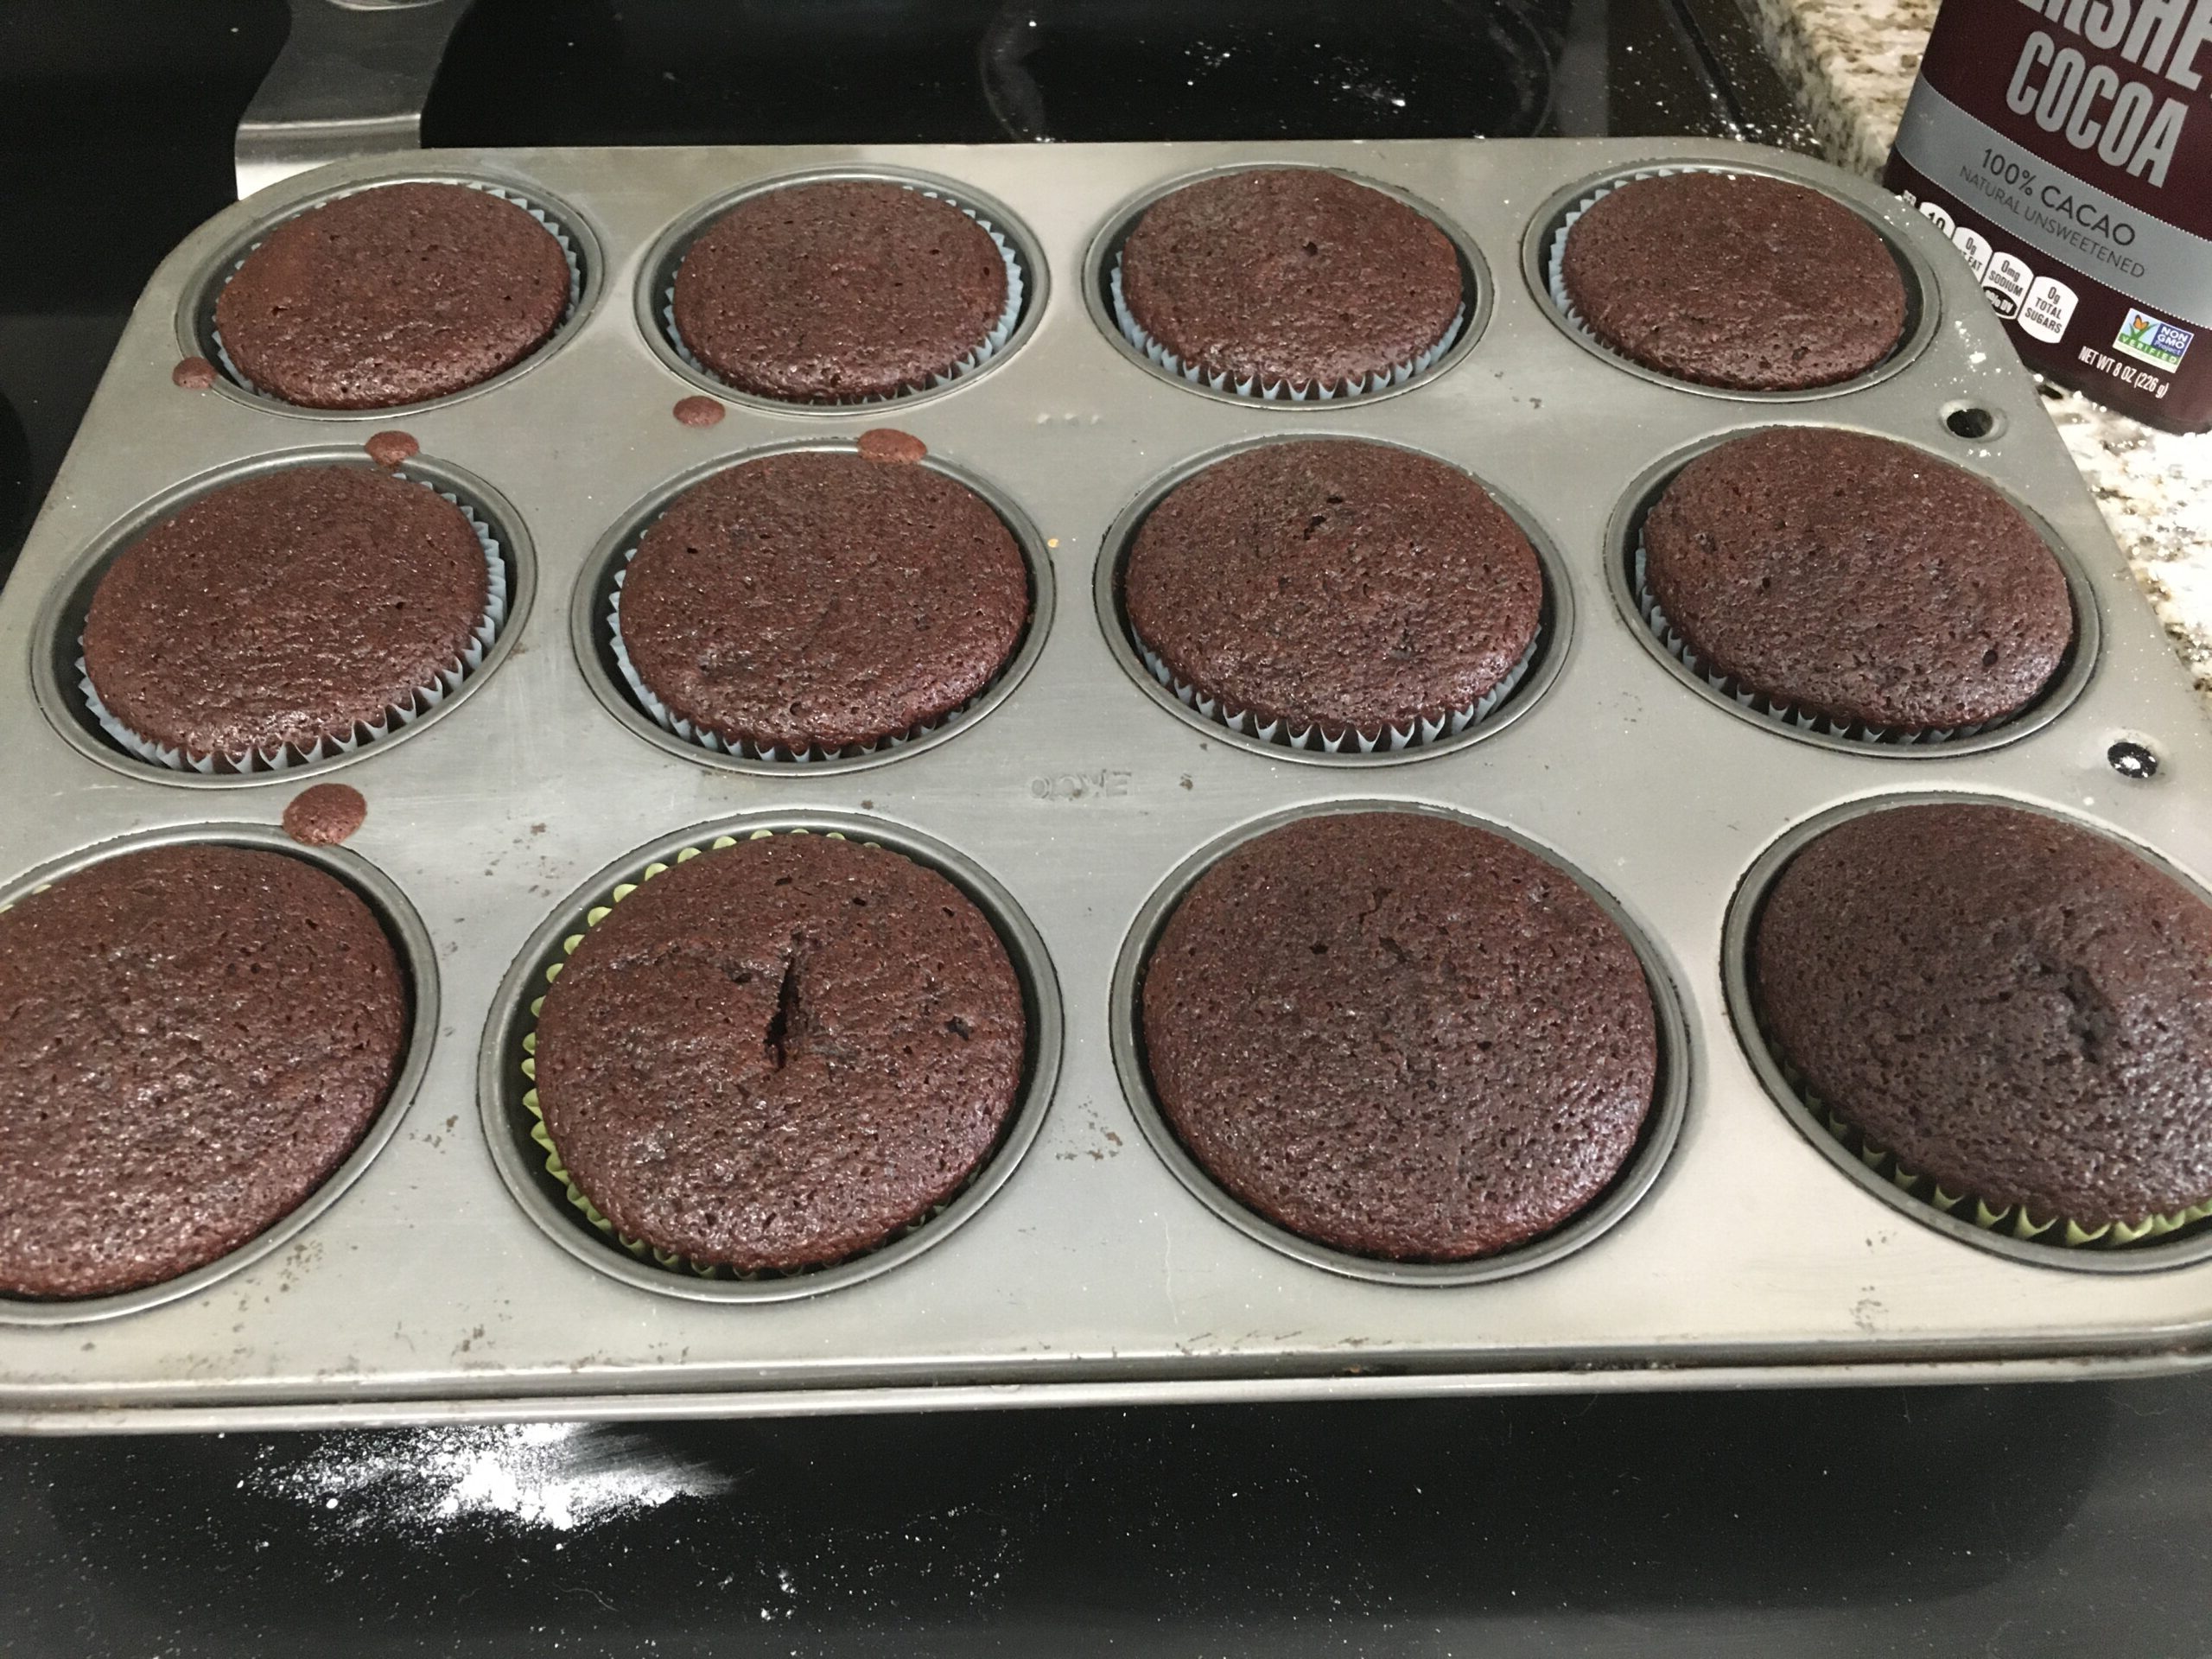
(2019, 276, 2077, 345)
(1949, 224, 1993, 282)
(1983, 251, 2031, 320)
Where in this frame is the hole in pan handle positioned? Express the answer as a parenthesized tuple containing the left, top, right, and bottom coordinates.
(2108, 739, 2159, 780)
(1942, 401, 2002, 441)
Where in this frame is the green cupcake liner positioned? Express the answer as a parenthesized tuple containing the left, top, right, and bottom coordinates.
(518, 825, 958, 1281)
(1771, 1052, 2212, 1249)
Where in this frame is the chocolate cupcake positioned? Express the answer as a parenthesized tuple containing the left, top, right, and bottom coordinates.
(530, 832, 1027, 1274)
(1638, 429, 2072, 737)
(1754, 803, 2212, 1242)
(670, 181, 1017, 403)
(215, 182, 573, 409)
(613, 450, 1029, 759)
(1557, 172, 1907, 391)
(1122, 440, 1542, 748)
(0, 844, 406, 1300)
(1115, 168, 1465, 397)
(81, 465, 499, 770)
(1141, 812, 1658, 1261)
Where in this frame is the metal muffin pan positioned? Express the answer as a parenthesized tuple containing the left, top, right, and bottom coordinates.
(5, 139, 2212, 1433)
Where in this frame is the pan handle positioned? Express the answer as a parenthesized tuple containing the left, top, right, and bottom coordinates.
(234, 0, 475, 200)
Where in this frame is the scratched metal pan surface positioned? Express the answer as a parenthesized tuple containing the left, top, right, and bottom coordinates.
(5, 139, 2212, 1434)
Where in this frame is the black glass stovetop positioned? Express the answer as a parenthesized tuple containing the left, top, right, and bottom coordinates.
(5, 5, 2206, 1656)
(420, 0, 1799, 149)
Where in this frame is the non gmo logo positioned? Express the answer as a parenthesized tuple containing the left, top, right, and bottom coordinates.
(2113, 308, 2193, 371)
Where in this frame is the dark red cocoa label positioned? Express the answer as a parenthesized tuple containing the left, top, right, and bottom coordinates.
(1885, 0, 2212, 430)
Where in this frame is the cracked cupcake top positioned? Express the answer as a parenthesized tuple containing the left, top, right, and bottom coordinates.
(532, 833, 1027, 1273)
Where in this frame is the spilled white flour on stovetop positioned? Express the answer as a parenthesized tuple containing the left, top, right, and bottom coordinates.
(247, 1423, 731, 1535)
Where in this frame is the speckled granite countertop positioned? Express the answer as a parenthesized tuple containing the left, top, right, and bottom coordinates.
(1744, 0, 2212, 712)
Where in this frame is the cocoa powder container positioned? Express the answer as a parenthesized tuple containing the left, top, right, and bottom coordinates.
(1885, 0, 2211, 432)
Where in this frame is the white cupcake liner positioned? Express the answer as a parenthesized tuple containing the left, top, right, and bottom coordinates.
(519, 828, 964, 1280)
(80, 477, 508, 774)
(1132, 625, 1538, 754)
(606, 545, 993, 763)
(1632, 539, 1998, 747)
(1769, 1048, 2212, 1249)
(662, 185, 1026, 404)
(1110, 255, 1465, 401)
(210, 181, 584, 400)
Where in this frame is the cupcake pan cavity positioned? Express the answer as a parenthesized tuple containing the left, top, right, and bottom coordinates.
(182, 175, 600, 417)
(482, 813, 1062, 1303)
(1086, 164, 1491, 405)
(1605, 435, 2101, 757)
(637, 168, 1047, 412)
(4, 140, 2212, 1430)
(575, 440, 1054, 775)
(1096, 435, 1571, 765)
(81, 481, 505, 775)
(1109, 801, 1689, 1287)
(1523, 160, 1939, 399)
(1722, 795, 2212, 1274)
(31, 449, 536, 787)
(0, 824, 438, 1327)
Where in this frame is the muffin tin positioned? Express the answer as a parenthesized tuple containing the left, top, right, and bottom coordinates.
(6, 139, 2212, 1432)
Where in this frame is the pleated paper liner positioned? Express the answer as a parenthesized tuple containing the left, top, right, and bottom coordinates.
(209, 181, 585, 402)
(661, 185, 1027, 404)
(79, 479, 510, 774)
(1768, 1049, 2212, 1250)
(605, 546, 995, 763)
(1109, 255, 1464, 401)
(1132, 626, 1538, 754)
(1631, 541, 2017, 747)
(516, 828, 968, 1282)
